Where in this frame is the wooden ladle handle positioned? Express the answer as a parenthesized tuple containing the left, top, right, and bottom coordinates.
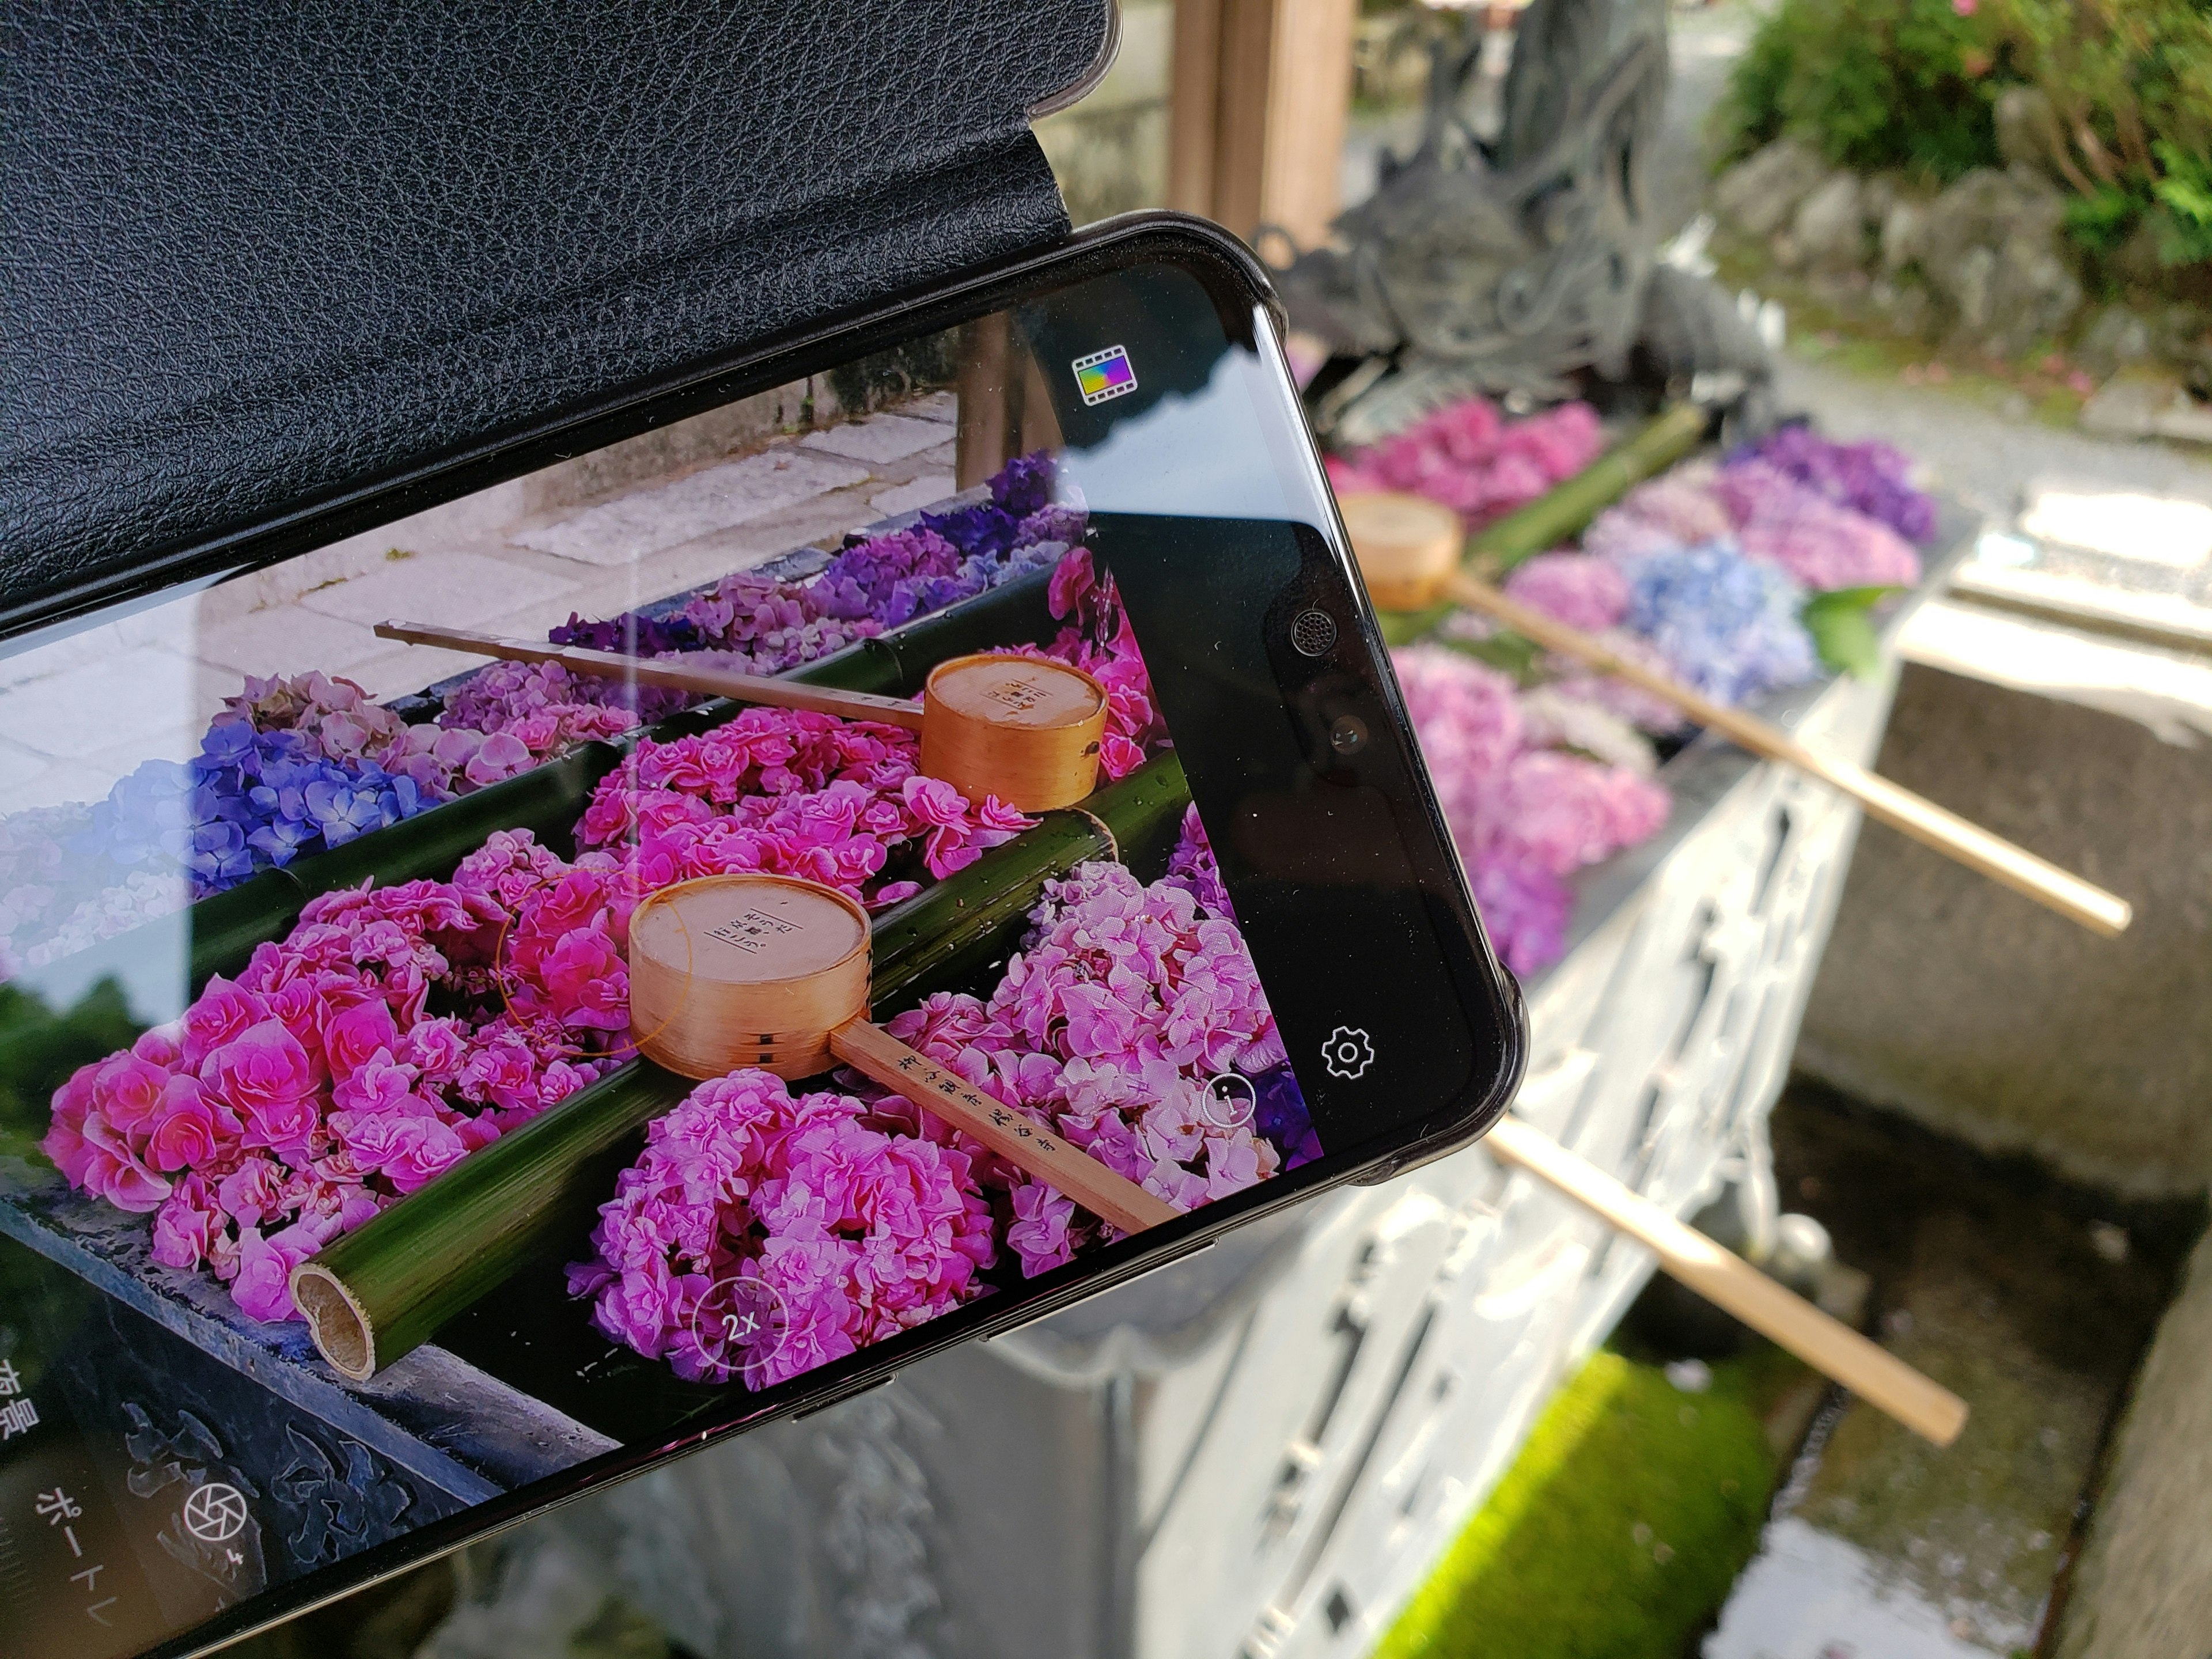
(1440, 574, 2131, 937)
(1484, 1115, 1968, 1446)
(828, 1020, 1179, 1234)
(374, 619, 927, 730)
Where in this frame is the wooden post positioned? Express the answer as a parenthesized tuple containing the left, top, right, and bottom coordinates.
(1169, 0, 1358, 249)
(955, 314, 1063, 492)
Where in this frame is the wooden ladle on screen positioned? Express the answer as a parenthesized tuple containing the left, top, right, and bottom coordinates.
(375, 620, 1108, 812)
(626, 873, 1177, 1234)
(1336, 492, 2131, 937)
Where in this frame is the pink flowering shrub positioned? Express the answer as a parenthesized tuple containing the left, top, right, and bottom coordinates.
(435, 661, 647, 770)
(1711, 460, 1922, 592)
(1392, 645, 1671, 975)
(1325, 398, 1604, 526)
(41, 830, 630, 1323)
(566, 1069, 997, 1387)
(1585, 457, 1921, 593)
(574, 707, 1033, 911)
(233, 671, 537, 797)
(1502, 551, 1631, 633)
(1583, 465, 1736, 562)
(885, 862, 1286, 1277)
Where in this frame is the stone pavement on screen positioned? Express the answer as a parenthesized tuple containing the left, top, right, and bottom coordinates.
(0, 390, 959, 814)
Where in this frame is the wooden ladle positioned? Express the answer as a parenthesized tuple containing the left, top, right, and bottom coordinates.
(626, 872, 1176, 1234)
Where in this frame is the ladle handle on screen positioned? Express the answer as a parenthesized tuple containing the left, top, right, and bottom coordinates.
(1439, 574, 2132, 938)
(828, 1020, 1179, 1234)
(1483, 1115, 1968, 1446)
(374, 619, 929, 730)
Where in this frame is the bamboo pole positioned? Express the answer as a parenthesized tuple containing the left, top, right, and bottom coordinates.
(1484, 1115, 1968, 1446)
(1442, 572, 2132, 936)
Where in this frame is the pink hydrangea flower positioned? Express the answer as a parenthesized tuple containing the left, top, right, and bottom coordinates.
(1713, 460, 1922, 592)
(574, 706, 1033, 909)
(1327, 399, 1603, 526)
(884, 862, 1287, 1277)
(1502, 552, 1631, 632)
(1388, 642, 1672, 978)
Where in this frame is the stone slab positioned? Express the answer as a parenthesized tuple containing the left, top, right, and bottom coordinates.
(2055, 1225, 2212, 1659)
(298, 548, 579, 630)
(1797, 662, 2212, 1197)
(0, 644, 224, 763)
(798, 412, 948, 463)
(513, 449, 868, 567)
(868, 473, 961, 517)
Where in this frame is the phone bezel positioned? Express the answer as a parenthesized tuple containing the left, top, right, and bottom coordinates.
(32, 212, 1528, 1659)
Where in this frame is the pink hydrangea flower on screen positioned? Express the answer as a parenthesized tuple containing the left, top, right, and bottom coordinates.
(884, 862, 1286, 1277)
(572, 706, 1032, 909)
(567, 1069, 996, 1388)
(45, 830, 630, 1323)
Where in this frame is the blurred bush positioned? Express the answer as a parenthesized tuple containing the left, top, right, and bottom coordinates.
(1716, 0, 2002, 180)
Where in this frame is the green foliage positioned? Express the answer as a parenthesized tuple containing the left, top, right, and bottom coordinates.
(0, 977, 142, 1162)
(1438, 630, 1541, 680)
(2151, 140, 2212, 266)
(1715, 0, 2004, 181)
(1803, 585, 1908, 680)
(2063, 183, 2148, 254)
(1372, 1348, 1790, 1659)
(1978, 1, 2212, 186)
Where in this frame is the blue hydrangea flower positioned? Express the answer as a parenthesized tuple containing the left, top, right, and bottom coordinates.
(1620, 541, 1819, 706)
(73, 722, 437, 899)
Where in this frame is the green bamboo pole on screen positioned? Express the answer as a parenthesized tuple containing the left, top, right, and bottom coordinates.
(289, 750, 1191, 1382)
(1375, 402, 1710, 645)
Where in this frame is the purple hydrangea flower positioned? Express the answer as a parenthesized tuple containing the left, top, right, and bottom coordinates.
(1733, 424, 1937, 546)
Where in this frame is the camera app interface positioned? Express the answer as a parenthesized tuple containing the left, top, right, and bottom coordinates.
(0, 260, 1449, 1656)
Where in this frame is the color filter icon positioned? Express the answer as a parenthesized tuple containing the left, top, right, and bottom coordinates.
(1072, 346, 1138, 406)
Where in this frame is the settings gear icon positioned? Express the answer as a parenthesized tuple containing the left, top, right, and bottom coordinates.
(1320, 1025, 1376, 1081)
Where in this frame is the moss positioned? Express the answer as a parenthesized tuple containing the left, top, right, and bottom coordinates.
(1372, 1347, 1793, 1659)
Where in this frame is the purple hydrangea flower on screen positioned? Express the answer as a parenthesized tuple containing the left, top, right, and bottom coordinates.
(920, 502, 1020, 563)
(991, 450, 1056, 516)
(1252, 1065, 1323, 1168)
(548, 612, 703, 657)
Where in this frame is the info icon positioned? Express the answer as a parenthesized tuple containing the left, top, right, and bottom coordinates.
(1196, 1071, 1257, 1131)
(690, 1274, 791, 1387)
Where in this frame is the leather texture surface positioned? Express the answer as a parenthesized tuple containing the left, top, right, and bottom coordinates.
(2, 2, 1110, 631)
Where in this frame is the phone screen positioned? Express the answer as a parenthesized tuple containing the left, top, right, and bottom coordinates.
(0, 234, 1516, 1656)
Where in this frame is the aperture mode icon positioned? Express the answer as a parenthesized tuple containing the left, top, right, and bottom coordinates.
(1073, 345, 1138, 406)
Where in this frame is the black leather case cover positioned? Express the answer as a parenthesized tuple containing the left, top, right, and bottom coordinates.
(1, 2, 1112, 635)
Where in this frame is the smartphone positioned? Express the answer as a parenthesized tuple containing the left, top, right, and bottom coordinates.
(0, 213, 1523, 1657)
